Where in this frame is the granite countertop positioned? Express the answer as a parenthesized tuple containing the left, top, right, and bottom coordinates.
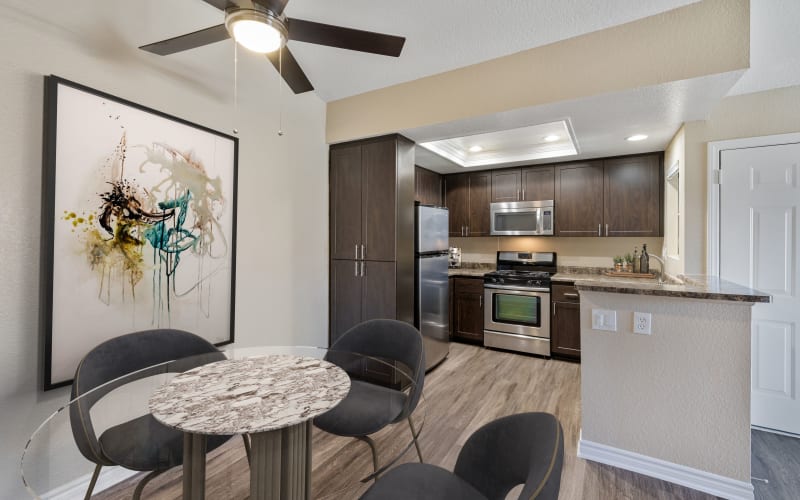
(569, 273, 771, 303)
(448, 263, 494, 277)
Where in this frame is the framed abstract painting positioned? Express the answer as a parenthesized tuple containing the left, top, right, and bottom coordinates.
(41, 76, 238, 390)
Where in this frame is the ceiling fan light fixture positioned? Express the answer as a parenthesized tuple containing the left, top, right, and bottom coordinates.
(225, 8, 287, 54)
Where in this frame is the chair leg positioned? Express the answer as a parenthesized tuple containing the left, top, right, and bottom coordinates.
(84, 464, 101, 500)
(132, 470, 164, 500)
(356, 436, 379, 482)
(408, 416, 424, 463)
(242, 434, 252, 466)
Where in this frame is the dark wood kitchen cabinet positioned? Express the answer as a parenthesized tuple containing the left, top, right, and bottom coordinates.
(555, 161, 604, 236)
(415, 166, 443, 206)
(329, 134, 415, 345)
(492, 166, 555, 203)
(551, 283, 581, 360)
(603, 155, 662, 237)
(451, 277, 484, 343)
(445, 172, 491, 236)
(555, 154, 663, 237)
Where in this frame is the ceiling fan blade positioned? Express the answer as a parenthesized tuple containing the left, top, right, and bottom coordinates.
(266, 46, 314, 94)
(199, 0, 239, 10)
(253, 0, 290, 16)
(139, 24, 230, 56)
(287, 18, 405, 57)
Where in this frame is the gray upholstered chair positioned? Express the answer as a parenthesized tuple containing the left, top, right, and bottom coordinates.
(314, 319, 425, 477)
(359, 412, 564, 500)
(69, 329, 243, 499)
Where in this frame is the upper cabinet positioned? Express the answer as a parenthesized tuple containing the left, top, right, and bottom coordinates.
(603, 155, 662, 237)
(555, 154, 662, 237)
(415, 166, 443, 206)
(555, 161, 605, 236)
(491, 166, 555, 202)
(445, 172, 491, 237)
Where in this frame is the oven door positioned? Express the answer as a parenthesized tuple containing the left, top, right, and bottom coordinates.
(483, 285, 550, 338)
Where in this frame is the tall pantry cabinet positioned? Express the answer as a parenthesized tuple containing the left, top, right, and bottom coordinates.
(329, 134, 415, 345)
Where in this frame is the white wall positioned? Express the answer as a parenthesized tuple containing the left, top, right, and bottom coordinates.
(0, 8, 328, 498)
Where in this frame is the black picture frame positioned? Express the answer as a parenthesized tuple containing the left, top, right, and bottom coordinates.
(40, 75, 239, 391)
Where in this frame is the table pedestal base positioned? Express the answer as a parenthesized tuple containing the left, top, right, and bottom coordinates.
(182, 421, 312, 500)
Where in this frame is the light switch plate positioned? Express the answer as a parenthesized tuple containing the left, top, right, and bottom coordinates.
(633, 312, 652, 334)
(592, 309, 617, 331)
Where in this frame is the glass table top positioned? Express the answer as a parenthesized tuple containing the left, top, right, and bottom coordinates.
(21, 345, 426, 499)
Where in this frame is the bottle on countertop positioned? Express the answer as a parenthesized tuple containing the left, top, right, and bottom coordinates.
(640, 244, 650, 274)
(633, 247, 640, 274)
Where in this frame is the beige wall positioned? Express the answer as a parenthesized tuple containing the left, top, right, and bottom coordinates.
(663, 126, 685, 276)
(452, 236, 663, 268)
(0, 11, 328, 497)
(580, 291, 752, 482)
(326, 0, 749, 143)
(681, 84, 800, 274)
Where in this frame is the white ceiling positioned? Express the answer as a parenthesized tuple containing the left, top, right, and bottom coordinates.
(3, 0, 798, 172)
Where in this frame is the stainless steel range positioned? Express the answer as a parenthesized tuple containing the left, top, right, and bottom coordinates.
(483, 252, 557, 356)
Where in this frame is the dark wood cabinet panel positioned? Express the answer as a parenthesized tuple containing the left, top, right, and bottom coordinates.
(330, 144, 362, 260)
(522, 166, 555, 201)
(329, 135, 415, 347)
(603, 155, 662, 237)
(448, 277, 454, 339)
(330, 259, 363, 344)
(555, 161, 604, 236)
(468, 172, 492, 236)
(445, 173, 469, 236)
(451, 278, 484, 342)
(552, 301, 581, 359)
(362, 261, 397, 321)
(415, 166, 443, 206)
(491, 169, 521, 202)
(362, 140, 397, 261)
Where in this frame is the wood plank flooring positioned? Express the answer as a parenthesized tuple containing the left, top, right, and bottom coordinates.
(95, 343, 798, 499)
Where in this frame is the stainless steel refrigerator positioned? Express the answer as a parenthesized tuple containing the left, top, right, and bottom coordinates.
(415, 205, 449, 371)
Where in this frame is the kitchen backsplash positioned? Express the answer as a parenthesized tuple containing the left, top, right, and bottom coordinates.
(450, 236, 665, 267)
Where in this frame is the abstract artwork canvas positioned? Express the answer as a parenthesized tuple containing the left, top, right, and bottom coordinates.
(41, 76, 238, 389)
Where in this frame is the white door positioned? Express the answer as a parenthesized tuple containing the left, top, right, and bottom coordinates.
(719, 142, 800, 435)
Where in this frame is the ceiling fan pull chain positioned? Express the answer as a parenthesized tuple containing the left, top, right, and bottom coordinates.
(233, 42, 239, 135)
(278, 47, 284, 137)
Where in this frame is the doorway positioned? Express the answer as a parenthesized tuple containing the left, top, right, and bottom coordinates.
(709, 133, 800, 437)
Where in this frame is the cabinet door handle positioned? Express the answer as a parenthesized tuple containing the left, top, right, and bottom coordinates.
(522, 188, 526, 200)
(564, 293, 579, 299)
(598, 224, 601, 236)
(517, 189, 520, 201)
(354, 261, 358, 277)
(360, 261, 365, 277)
(479, 295, 483, 308)
(553, 303, 556, 317)
(605, 224, 609, 237)
(355, 245, 359, 260)
(361, 244, 365, 260)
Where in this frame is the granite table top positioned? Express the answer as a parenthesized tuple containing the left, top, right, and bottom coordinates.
(448, 263, 494, 278)
(149, 355, 351, 435)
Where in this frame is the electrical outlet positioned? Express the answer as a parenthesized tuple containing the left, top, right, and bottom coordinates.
(633, 312, 652, 335)
(592, 309, 617, 332)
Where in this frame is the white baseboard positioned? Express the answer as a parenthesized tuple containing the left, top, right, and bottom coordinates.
(42, 466, 140, 500)
(577, 434, 754, 500)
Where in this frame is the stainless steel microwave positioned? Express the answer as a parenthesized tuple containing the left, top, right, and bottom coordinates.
(490, 200, 554, 236)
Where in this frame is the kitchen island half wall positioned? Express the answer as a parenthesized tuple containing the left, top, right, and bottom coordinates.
(576, 280, 768, 500)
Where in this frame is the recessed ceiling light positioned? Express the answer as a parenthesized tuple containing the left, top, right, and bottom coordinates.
(544, 135, 559, 142)
(626, 134, 648, 142)
(468, 145, 483, 153)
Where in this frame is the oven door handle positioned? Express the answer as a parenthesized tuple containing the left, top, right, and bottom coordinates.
(484, 284, 550, 293)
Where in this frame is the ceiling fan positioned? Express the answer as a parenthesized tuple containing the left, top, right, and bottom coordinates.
(139, 0, 406, 94)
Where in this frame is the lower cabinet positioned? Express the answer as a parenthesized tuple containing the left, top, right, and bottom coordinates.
(551, 283, 581, 360)
(450, 277, 485, 343)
